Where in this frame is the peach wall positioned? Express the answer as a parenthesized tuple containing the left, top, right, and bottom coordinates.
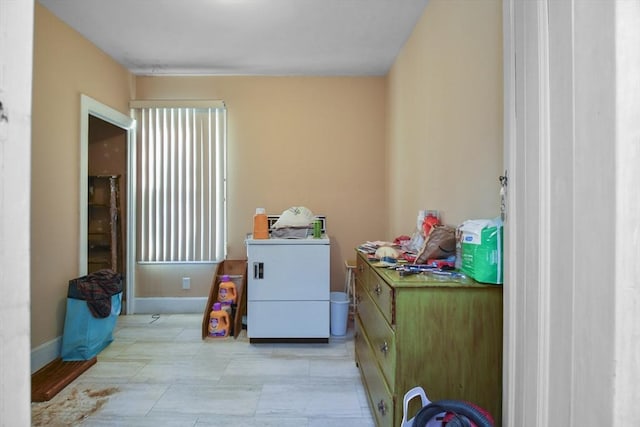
(136, 264, 216, 297)
(134, 76, 387, 296)
(30, 0, 501, 351)
(387, 0, 503, 235)
(31, 4, 386, 350)
(31, 3, 133, 348)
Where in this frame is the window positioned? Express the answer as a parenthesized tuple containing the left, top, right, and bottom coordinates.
(130, 101, 226, 262)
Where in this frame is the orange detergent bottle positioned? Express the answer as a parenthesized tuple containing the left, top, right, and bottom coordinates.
(253, 208, 269, 239)
(208, 302, 230, 337)
(217, 275, 237, 306)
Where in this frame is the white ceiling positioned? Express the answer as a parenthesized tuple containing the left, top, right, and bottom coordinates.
(39, 0, 429, 76)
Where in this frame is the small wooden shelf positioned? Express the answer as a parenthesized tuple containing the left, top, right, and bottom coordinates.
(87, 175, 122, 274)
(201, 259, 247, 339)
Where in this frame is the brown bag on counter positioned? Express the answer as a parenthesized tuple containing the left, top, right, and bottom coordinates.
(414, 225, 456, 264)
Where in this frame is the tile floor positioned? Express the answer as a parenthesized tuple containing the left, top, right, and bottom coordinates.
(31, 314, 375, 426)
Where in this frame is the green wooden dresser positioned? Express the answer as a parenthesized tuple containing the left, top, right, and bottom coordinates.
(354, 252, 503, 426)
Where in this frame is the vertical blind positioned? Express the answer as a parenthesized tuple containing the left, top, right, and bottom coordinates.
(130, 101, 226, 262)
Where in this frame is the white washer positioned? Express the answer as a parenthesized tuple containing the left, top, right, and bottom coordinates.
(246, 232, 330, 343)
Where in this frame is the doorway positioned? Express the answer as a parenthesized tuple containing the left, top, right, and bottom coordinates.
(87, 116, 127, 307)
(79, 94, 136, 314)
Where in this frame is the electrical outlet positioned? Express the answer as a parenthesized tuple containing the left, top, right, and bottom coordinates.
(182, 277, 191, 290)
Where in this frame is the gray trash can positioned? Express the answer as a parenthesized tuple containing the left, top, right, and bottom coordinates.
(330, 291, 349, 336)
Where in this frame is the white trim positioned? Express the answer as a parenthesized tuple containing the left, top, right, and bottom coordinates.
(30, 337, 62, 374)
(502, 0, 517, 424)
(614, 1, 640, 423)
(133, 297, 208, 314)
(536, 0, 551, 424)
(127, 108, 138, 314)
(130, 100, 225, 109)
(80, 94, 137, 315)
(1, 2, 33, 423)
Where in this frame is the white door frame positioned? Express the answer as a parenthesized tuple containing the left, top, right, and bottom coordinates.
(0, 0, 34, 424)
(503, 0, 553, 425)
(502, 1, 640, 424)
(502, 0, 517, 424)
(80, 94, 136, 314)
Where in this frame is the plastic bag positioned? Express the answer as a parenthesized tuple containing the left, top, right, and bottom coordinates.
(61, 292, 122, 361)
(414, 225, 456, 264)
(271, 206, 315, 229)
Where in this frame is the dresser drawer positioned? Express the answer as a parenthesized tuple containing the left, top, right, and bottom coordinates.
(366, 269, 395, 325)
(355, 317, 394, 427)
(355, 252, 504, 427)
(355, 269, 366, 314)
(358, 285, 397, 391)
(355, 254, 370, 287)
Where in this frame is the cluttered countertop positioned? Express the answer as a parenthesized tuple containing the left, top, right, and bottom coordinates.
(356, 248, 494, 289)
(356, 209, 504, 289)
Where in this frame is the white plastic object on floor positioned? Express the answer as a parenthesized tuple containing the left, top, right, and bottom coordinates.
(401, 386, 444, 427)
(330, 291, 349, 336)
(344, 259, 357, 318)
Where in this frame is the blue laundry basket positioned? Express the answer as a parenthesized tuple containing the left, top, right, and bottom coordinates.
(61, 271, 123, 361)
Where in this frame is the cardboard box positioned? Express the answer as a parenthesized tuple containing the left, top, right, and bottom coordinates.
(201, 259, 247, 339)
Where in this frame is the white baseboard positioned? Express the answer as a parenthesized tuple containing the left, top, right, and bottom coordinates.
(31, 336, 61, 374)
(133, 297, 207, 314)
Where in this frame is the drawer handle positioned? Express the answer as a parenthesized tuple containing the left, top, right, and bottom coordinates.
(379, 341, 389, 354)
(374, 284, 382, 296)
(358, 265, 364, 273)
(253, 262, 264, 279)
(377, 399, 387, 416)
